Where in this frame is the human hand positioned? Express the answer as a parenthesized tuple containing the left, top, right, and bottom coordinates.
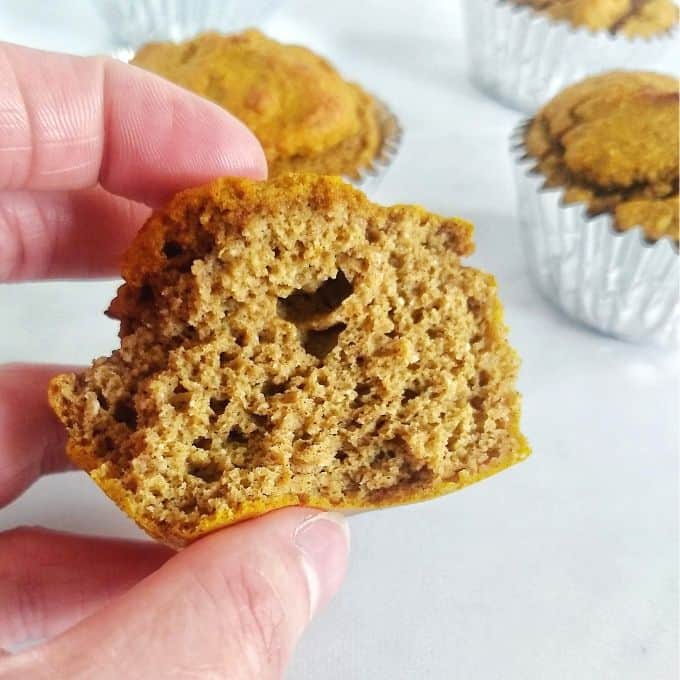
(0, 43, 350, 679)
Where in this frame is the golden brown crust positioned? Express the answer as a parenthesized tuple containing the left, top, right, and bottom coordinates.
(510, 0, 678, 37)
(132, 30, 387, 180)
(49, 174, 528, 547)
(524, 71, 679, 242)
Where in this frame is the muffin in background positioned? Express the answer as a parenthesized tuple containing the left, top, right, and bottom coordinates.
(513, 0, 678, 38)
(512, 71, 679, 345)
(463, 0, 678, 112)
(132, 30, 400, 190)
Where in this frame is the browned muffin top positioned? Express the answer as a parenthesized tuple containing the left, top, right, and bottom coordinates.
(132, 30, 391, 180)
(511, 0, 678, 37)
(49, 174, 529, 547)
(525, 71, 679, 242)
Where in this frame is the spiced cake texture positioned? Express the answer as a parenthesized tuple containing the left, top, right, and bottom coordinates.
(132, 30, 393, 181)
(510, 0, 678, 37)
(49, 175, 529, 547)
(524, 71, 679, 242)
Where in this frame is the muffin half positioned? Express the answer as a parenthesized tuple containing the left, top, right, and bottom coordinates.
(49, 175, 529, 547)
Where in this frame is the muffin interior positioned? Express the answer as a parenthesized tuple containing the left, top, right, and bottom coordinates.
(50, 176, 528, 544)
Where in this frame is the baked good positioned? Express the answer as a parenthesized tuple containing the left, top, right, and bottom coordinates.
(132, 30, 396, 181)
(49, 174, 529, 547)
(463, 0, 678, 113)
(511, 71, 679, 344)
(524, 71, 679, 242)
(510, 0, 678, 37)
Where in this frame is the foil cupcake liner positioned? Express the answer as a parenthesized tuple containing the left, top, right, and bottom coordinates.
(511, 123, 680, 346)
(95, 0, 282, 57)
(350, 98, 402, 195)
(462, 0, 676, 113)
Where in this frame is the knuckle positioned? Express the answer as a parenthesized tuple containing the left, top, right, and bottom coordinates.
(0, 205, 24, 281)
(225, 562, 290, 676)
(0, 527, 48, 645)
(0, 526, 46, 565)
(0, 196, 52, 281)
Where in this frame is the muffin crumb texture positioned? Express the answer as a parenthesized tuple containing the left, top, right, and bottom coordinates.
(525, 71, 679, 242)
(511, 0, 678, 37)
(132, 30, 393, 180)
(49, 175, 529, 547)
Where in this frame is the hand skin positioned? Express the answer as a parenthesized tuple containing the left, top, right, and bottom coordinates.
(0, 43, 350, 679)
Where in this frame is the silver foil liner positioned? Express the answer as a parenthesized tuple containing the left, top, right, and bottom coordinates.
(462, 0, 676, 113)
(349, 98, 402, 195)
(511, 123, 680, 346)
(95, 0, 282, 57)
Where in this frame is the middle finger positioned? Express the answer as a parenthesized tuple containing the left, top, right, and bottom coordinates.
(0, 186, 149, 282)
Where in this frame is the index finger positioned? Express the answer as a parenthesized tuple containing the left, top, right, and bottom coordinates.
(0, 42, 267, 205)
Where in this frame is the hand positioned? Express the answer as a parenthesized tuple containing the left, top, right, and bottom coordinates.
(0, 43, 350, 679)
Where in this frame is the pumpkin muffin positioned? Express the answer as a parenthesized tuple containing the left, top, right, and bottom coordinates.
(462, 0, 678, 112)
(511, 0, 678, 38)
(132, 30, 399, 183)
(524, 71, 679, 242)
(512, 71, 679, 345)
(49, 174, 529, 547)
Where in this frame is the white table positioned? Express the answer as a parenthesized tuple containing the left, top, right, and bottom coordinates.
(1, 2, 678, 678)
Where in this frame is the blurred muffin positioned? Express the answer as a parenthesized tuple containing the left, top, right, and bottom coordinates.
(512, 71, 679, 344)
(462, 0, 678, 112)
(512, 0, 678, 38)
(132, 30, 400, 185)
(525, 71, 678, 241)
(49, 174, 529, 547)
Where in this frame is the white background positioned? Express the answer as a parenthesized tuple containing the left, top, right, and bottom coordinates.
(0, 1, 678, 678)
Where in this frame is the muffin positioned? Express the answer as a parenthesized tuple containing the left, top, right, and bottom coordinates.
(49, 174, 529, 547)
(132, 30, 400, 188)
(513, 0, 678, 37)
(513, 71, 679, 344)
(462, 0, 678, 112)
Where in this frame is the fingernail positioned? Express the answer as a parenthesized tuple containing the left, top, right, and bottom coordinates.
(294, 512, 350, 619)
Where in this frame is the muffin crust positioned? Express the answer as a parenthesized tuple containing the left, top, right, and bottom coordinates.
(511, 0, 678, 37)
(524, 71, 679, 241)
(49, 175, 529, 547)
(132, 30, 387, 180)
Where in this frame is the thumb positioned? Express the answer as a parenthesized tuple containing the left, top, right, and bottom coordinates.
(3, 508, 349, 680)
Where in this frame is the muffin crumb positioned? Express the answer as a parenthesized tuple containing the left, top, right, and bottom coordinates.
(49, 175, 529, 546)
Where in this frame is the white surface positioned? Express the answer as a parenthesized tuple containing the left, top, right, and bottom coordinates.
(0, 2, 678, 679)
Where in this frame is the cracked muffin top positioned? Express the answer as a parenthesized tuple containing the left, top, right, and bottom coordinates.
(510, 0, 678, 37)
(524, 71, 679, 242)
(48, 174, 529, 547)
(132, 30, 391, 180)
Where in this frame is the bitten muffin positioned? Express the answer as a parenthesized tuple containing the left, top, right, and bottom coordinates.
(524, 71, 679, 242)
(132, 30, 397, 181)
(511, 0, 678, 37)
(49, 174, 529, 547)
